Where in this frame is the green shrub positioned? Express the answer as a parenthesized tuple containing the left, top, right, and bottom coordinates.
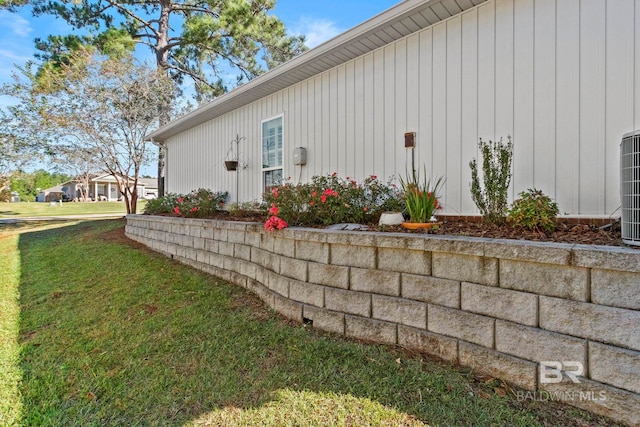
(469, 136, 513, 225)
(143, 193, 181, 215)
(227, 201, 265, 214)
(264, 174, 402, 226)
(144, 189, 228, 218)
(508, 188, 559, 232)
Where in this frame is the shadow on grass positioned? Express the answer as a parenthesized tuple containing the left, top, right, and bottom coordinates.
(13, 220, 617, 426)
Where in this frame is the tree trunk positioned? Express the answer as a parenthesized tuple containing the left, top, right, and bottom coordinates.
(129, 191, 138, 214)
(155, 0, 172, 197)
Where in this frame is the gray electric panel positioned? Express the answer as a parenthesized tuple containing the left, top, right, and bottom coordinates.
(293, 147, 307, 165)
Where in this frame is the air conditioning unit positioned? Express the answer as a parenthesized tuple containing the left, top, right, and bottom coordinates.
(621, 130, 640, 246)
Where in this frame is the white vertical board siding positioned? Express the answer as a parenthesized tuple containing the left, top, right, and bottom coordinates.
(513, 0, 535, 196)
(605, 0, 636, 213)
(555, 0, 580, 214)
(533, 0, 556, 200)
(461, 9, 479, 214)
(354, 57, 366, 180)
(495, 0, 514, 139)
(406, 33, 421, 173)
(418, 30, 434, 179)
(392, 40, 406, 179)
(477, 2, 496, 140)
(345, 62, 356, 180)
(166, 0, 640, 216)
(373, 50, 386, 175)
(579, 0, 606, 214)
(432, 22, 448, 189)
(336, 65, 347, 176)
(383, 44, 395, 177)
(446, 16, 463, 211)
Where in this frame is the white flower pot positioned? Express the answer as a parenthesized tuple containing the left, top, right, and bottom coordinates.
(378, 212, 404, 226)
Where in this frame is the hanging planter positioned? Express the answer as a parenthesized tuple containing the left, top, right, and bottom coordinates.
(225, 160, 239, 171)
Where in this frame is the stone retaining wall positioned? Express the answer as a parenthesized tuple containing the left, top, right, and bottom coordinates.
(125, 215, 640, 426)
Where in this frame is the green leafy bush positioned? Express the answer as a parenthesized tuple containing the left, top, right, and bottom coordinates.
(143, 193, 182, 215)
(144, 189, 228, 218)
(469, 136, 513, 225)
(508, 188, 559, 232)
(264, 174, 402, 226)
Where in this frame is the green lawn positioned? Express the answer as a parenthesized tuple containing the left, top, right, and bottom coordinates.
(0, 219, 618, 426)
(0, 201, 146, 218)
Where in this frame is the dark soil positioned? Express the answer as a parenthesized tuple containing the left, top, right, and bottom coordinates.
(375, 218, 625, 248)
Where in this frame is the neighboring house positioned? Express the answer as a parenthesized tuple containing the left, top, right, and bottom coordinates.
(147, 0, 640, 218)
(37, 174, 158, 202)
(35, 184, 69, 202)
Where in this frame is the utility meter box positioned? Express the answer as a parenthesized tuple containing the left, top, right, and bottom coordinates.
(293, 147, 307, 165)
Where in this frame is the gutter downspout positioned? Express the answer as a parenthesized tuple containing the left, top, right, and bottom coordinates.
(150, 138, 167, 197)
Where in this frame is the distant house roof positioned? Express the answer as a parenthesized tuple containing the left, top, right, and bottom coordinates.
(87, 173, 157, 188)
(138, 177, 158, 189)
(146, 0, 487, 142)
(41, 184, 67, 193)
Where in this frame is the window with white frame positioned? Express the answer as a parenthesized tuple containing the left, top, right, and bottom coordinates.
(261, 115, 283, 190)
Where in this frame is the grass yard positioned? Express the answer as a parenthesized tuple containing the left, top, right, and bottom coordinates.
(0, 201, 145, 218)
(0, 219, 618, 426)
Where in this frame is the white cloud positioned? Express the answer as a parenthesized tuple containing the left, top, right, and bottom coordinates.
(0, 12, 32, 38)
(0, 48, 32, 63)
(291, 17, 343, 49)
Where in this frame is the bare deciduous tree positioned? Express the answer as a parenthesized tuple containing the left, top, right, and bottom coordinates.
(2, 50, 179, 213)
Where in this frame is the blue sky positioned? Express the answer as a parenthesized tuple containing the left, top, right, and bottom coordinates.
(0, 0, 399, 175)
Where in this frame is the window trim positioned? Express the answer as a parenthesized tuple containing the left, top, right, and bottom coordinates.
(261, 113, 284, 190)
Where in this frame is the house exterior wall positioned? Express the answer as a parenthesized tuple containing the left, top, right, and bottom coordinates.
(166, 0, 640, 216)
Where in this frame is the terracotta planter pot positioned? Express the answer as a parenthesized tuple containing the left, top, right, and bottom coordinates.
(401, 221, 442, 230)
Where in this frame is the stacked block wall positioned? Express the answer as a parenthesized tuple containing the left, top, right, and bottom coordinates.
(126, 215, 640, 426)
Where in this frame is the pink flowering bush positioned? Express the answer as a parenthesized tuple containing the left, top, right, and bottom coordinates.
(264, 215, 288, 231)
(144, 188, 228, 218)
(263, 201, 289, 232)
(264, 173, 402, 227)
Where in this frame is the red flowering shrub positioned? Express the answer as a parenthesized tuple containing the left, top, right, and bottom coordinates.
(264, 173, 402, 227)
(144, 189, 228, 218)
(264, 215, 288, 232)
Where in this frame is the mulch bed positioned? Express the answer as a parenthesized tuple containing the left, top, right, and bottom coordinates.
(380, 218, 625, 247)
(152, 211, 627, 248)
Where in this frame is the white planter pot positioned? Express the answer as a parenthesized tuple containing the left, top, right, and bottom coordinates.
(378, 212, 404, 226)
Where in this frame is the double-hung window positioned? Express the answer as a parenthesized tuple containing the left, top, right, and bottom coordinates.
(261, 115, 283, 190)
